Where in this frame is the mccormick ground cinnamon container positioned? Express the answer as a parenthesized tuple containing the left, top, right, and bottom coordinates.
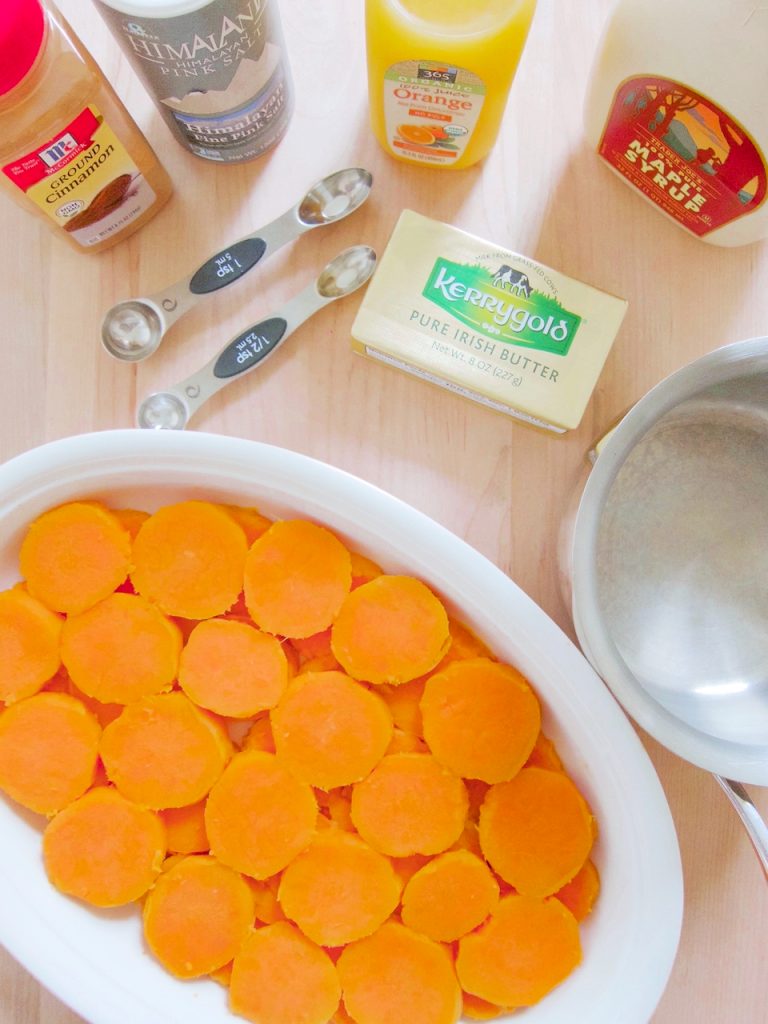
(0, 0, 172, 253)
(93, 0, 295, 164)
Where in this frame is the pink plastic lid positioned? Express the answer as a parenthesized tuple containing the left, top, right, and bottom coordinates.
(0, 0, 46, 96)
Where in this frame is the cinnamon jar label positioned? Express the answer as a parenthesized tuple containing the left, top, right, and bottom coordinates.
(598, 77, 768, 236)
(2, 106, 157, 248)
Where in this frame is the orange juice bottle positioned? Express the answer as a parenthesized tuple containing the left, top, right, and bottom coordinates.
(365, 0, 537, 170)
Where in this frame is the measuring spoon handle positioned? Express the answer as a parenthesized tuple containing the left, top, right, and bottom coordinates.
(152, 283, 331, 427)
(143, 206, 307, 329)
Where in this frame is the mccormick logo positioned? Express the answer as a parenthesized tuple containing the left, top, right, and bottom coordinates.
(423, 258, 582, 355)
(39, 133, 78, 168)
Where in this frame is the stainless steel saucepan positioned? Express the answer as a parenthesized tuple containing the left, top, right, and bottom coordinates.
(567, 336, 768, 877)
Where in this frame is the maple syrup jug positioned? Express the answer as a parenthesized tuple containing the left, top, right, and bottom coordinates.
(585, 0, 768, 246)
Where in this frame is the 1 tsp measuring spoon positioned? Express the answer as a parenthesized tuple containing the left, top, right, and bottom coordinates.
(102, 167, 373, 362)
(137, 245, 377, 431)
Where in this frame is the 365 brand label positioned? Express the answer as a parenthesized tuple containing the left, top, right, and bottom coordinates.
(383, 60, 485, 165)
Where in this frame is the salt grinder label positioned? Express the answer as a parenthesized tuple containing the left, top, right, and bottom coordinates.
(599, 76, 768, 236)
(95, 0, 292, 162)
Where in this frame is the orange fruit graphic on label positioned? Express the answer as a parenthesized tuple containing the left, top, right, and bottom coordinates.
(397, 124, 436, 145)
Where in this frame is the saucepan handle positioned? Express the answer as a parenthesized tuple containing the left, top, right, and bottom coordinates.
(715, 777, 768, 881)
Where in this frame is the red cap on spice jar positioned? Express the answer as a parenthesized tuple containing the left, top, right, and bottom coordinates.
(0, 0, 46, 96)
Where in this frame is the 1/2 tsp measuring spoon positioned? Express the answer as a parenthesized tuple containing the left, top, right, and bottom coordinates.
(137, 245, 377, 431)
(101, 167, 373, 363)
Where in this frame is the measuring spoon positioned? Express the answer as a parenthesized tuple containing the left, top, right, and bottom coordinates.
(137, 245, 376, 431)
(101, 167, 373, 362)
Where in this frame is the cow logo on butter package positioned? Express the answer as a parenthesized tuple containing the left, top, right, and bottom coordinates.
(423, 257, 582, 355)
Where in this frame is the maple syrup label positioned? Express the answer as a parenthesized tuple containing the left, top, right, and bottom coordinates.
(598, 76, 767, 236)
(2, 106, 157, 248)
(383, 61, 485, 165)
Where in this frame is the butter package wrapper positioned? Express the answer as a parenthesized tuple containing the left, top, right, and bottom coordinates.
(351, 211, 628, 433)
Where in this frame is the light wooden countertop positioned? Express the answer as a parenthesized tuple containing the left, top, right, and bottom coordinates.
(1, 1, 766, 1021)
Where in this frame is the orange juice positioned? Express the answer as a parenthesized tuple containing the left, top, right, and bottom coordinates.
(365, 0, 537, 170)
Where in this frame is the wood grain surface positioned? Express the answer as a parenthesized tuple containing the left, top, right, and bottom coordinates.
(0, 1, 766, 1021)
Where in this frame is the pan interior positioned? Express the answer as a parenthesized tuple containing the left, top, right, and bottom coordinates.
(596, 377, 768, 746)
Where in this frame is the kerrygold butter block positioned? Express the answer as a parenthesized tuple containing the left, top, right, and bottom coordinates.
(351, 211, 628, 433)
